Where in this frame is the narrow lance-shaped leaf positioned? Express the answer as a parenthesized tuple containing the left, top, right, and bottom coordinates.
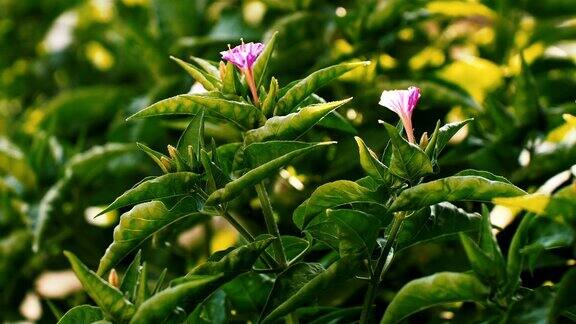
(99, 172, 201, 215)
(244, 141, 321, 168)
(261, 77, 279, 118)
(390, 175, 526, 212)
(190, 56, 220, 77)
(253, 31, 278, 89)
(57, 305, 103, 324)
(97, 197, 206, 276)
(170, 56, 220, 91)
(245, 98, 352, 145)
(221, 61, 238, 94)
(129, 275, 223, 324)
(177, 109, 205, 162)
(128, 95, 265, 130)
(120, 250, 141, 301)
(185, 235, 275, 278)
(354, 136, 401, 186)
(260, 262, 325, 319)
(206, 141, 335, 205)
(432, 119, 473, 159)
(274, 62, 370, 115)
(261, 255, 361, 323)
(380, 272, 489, 324)
(382, 121, 433, 181)
(64, 252, 135, 322)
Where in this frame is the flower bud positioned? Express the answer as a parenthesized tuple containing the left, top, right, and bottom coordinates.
(108, 269, 119, 288)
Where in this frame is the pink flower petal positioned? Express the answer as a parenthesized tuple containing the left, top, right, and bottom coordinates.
(220, 42, 265, 70)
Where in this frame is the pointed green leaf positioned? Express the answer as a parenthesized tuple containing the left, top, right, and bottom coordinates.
(380, 272, 489, 324)
(222, 61, 237, 94)
(128, 94, 264, 129)
(120, 251, 141, 301)
(390, 176, 526, 212)
(460, 233, 504, 284)
(328, 209, 381, 257)
(382, 121, 433, 181)
(244, 141, 319, 168)
(551, 268, 576, 319)
(177, 110, 205, 162)
(99, 172, 201, 215)
(253, 31, 278, 89)
(129, 275, 223, 324)
(261, 255, 361, 323)
(97, 197, 204, 276)
(186, 236, 274, 278)
(433, 119, 473, 159)
(293, 180, 382, 229)
(64, 252, 135, 322)
(354, 136, 401, 186)
(206, 142, 335, 205)
(136, 142, 169, 173)
(245, 98, 352, 144)
(261, 262, 325, 319)
(261, 77, 279, 118)
(397, 202, 481, 251)
(190, 57, 220, 77)
(274, 62, 370, 115)
(134, 262, 149, 307)
(58, 305, 103, 324)
(170, 56, 220, 91)
(317, 111, 357, 134)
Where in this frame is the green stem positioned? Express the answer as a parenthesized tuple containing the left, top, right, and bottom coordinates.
(219, 208, 278, 269)
(255, 182, 288, 268)
(359, 212, 406, 324)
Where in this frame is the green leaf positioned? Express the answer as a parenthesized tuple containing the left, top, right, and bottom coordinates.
(460, 233, 503, 284)
(120, 251, 142, 301)
(431, 119, 472, 159)
(58, 305, 103, 324)
(317, 111, 357, 135)
(512, 53, 541, 126)
(177, 110, 205, 162)
(129, 275, 223, 324)
(128, 94, 265, 130)
(328, 209, 381, 257)
(293, 180, 382, 229)
(221, 61, 237, 94)
(134, 262, 149, 307)
(261, 77, 279, 118)
(504, 287, 555, 324)
(206, 141, 335, 205)
(521, 216, 574, 270)
(64, 252, 135, 322)
(170, 56, 220, 91)
(381, 121, 433, 181)
(253, 31, 278, 89)
(244, 141, 319, 168)
(185, 236, 274, 278)
(390, 175, 526, 212)
(504, 213, 534, 296)
(397, 202, 481, 251)
(66, 143, 137, 182)
(261, 255, 361, 323)
(190, 57, 220, 77)
(99, 172, 202, 215)
(97, 197, 205, 276)
(380, 272, 489, 324)
(274, 62, 370, 115)
(245, 98, 352, 144)
(551, 268, 576, 319)
(261, 262, 325, 319)
(136, 142, 170, 173)
(354, 136, 401, 186)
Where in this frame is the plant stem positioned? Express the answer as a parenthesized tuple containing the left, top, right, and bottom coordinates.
(359, 212, 406, 324)
(255, 182, 288, 268)
(219, 208, 278, 269)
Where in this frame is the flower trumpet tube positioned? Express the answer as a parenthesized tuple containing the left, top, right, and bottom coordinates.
(220, 40, 264, 106)
(379, 86, 421, 143)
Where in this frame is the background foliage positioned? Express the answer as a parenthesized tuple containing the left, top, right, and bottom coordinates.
(1, 0, 575, 323)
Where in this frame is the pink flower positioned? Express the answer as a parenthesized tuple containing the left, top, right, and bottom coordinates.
(220, 40, 264, 106)
(379, 86, 421, 143)
(220, 42, 264, 70)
